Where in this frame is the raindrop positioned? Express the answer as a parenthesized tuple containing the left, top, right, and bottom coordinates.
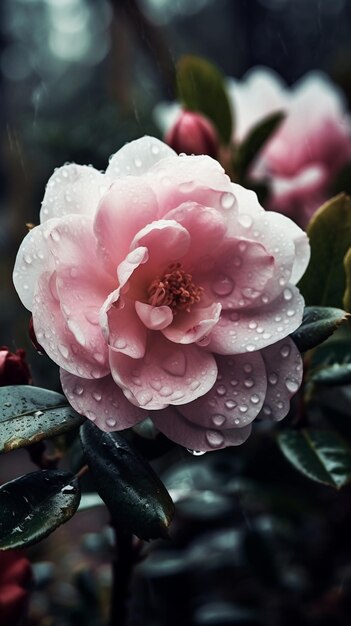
(134, 157, 142, 168)
(283, 288, 293, 301)
(280, 345, 291, 358)
(238, 214, 253, 228)
(74, 385, 84, 395)
(212, 414, 226, 426)
(163, 350, 187, 377)
(220, 192, 236, 209)
(268, 373, 278, 385)
(92, 392, 102, 402)
(250, 394, 260, 404)
(225, 399, 237, 409)
(106, 418, 117, 427)
(159, 386, 173, 397)
(24, 254, 32, 264)
(58, 344, 69, 359)
(34, 410, 44, 417)
(205, 430, 225, 448)
(187, 449, 206, 456)
(244, 377, 254, 388)
(216, 384, 227, 396)
(285, 378, 299, 393)
(248, 321, 257, 329)
(239, 405, 248, 413)
(212, 274, 234, 297)
(114, 338, 127, 350)
(246, 344, 255, 352)
(234, 418, 240, 425)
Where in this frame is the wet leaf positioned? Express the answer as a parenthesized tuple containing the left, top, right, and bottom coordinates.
(277, 429, 351, 489)
(0, 385, 85, 454)
(298, 193, 351, 307)
(235, 112, 284, 180)
(0, 470, 81, 550)
(311, 362, 351, 386)
(177, 55, 232, 144)
(80, 421, 174, 540)
(343, 247, 351, 311)
(290, 306, 349, 352)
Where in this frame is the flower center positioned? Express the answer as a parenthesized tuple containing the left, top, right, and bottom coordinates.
(147, 262, 203, 314)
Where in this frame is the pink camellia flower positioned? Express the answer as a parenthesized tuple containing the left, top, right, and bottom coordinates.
(228, 68, 351, 227)
(165, 111, 219, 159)
(13, 137, 309, 452)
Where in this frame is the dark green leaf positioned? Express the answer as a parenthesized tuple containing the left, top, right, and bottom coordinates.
(0, 470, 81, 550)
(80, 421, 174, 540)
(311, 362, 351, 386)
(277, 429, 351, 489)
(177, 55, 232, 144)
(0, 385, 85, 454)
(290, 306, 349, 352)
(235, 112, 285, 180)
(298, 193, 351, 307)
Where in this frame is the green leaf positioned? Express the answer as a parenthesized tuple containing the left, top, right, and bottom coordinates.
(298, 193, 351, 307)
(80, 421, 174, 540)
(277, 429, 351, 489)
(176, 55, 232, 144)
(343, 247, 351, 311)
(235, 112, 285, 180)
(0, 385, 85, 454)
(0, 470, 81, 550)
(311, 362, 351, 386)
(290, 306, 349, 352)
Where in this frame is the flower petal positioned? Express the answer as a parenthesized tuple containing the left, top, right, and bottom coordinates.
(94, 176, 158, 274)
(60, 370, 146, 430)
(162, 302, 221, 344)
(179, 351, 266, 429)
(101, 295, 147, 359)
(208, 284, 304, 354)
(40, 164, 107, 223)
(152, 406, 252, 451)
(258, 337, 303, 421)
(109, 335, 218, 410)
(106, 136, 176, 179)
(135, 302, 173, 330)
(148, 154, 235, 217)
(32, 272, 109, 378)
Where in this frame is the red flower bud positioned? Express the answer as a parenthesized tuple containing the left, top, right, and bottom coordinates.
(0, 551, 32, 626)
(165, 111, 219, 158)
(0, 347, 32, 386)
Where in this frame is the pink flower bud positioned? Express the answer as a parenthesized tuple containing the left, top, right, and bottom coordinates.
(165, 111, 219, 158)
(0, 347, 32, 386)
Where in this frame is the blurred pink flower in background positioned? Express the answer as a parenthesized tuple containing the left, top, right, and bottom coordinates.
(157, 68, 351, 227)
(14, 137, 309, 451)
(0, 551, 31, 626)
(0, 347, 32, 386)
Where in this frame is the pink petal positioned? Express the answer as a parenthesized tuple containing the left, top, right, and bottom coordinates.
(151, 406, 252, 451)
(162, 302, 221, 344)
(101, 295, 147, 359)
(32, 272, 109, 378)
(198, 238, 274, 310)
(93, 176, 158, 274)
(208, 284, 304, 354)
(60, 370, 146, 430)
(258, 337, 303, 421)
(163, 202, 228, 270)
(40, 164, 107, 223)
(147, 154, 235, 218)
(109, 335, 218, 410)
(179, 351, 266, 429)
(135, 302, 173, 330)
(105, 136, 176, 179)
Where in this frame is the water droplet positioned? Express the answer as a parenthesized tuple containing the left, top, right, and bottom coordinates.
(244, 378, 254, 388)
(285, 378, 299, 393)
(277, 401, 284, 409)
(238, 214, 253, 228)
(262, 405, 272, 416)
(248, 321, 257, 329)
(206, 430, 225, 448)
(280, 345, 291, 358)
(220, 192, 236, 209)
(212, 414, 226, 426)
(24, 254, 32, 264)
(229, 311, 240, 322)
(85, 410, 96, 421)
(212, 274, 234, 296)
(246, 344, 255, 352)
(85, 308, 99, 325)
(268, 373, 278, 385)
(106, 418, 117, 427)
(94, 352, 105, 363)
(151, 143, 160, 155)
(224, 399, 237, 410)
(163, 350, 187, 377)
(287, 309, 295, 317)
(234, 418, 240, 425)
(159, 386, 173, 397)
(187, 449, 206, 456)
(283, 288, 293, 301)
(230, 379, 238, 386)
(134, 156, 142, 168)
(239, 404, 248, 413)
(51, 230, 60, 242)
(74, 385, 84, 395)
(92, 392, 102, 402)
(216, 384, 227, 396)
(34, 410, 44, 417)
(91, 369, 101, 379)
(58, 344, 69, 359)
(250, 394, 260, 404)
(114, 338, 127, 350)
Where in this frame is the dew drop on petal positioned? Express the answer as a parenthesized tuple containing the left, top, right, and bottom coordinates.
(285, 378, 299, 393)
(106, 418, 117, 427)
(212, 274, 234, 297)
(246, 344, 255, 352)
(92, 392, 102, 402)
(58, 344, 69, 359)
(212, 414, 226, 426)
(250, 394, 260, 404)
(238, 214, 253, 228)
(239, 405, 248, 413)
(74, 385, 84, 396)
(162, 350, 187, 377)
(283, 288, 293, 301)
(216, 384, 227, 396)
(244, 378, 254, 388)
(220, 192, 236, 209)
(205, 430, 225, 448)
(280, 345, 291, 358)
(187, 449, 206, 456)
(225, 399, 237, 409)
(268, 373, 278, 385)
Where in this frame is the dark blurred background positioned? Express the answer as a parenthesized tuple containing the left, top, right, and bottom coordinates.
(2, 2, 351, 625)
